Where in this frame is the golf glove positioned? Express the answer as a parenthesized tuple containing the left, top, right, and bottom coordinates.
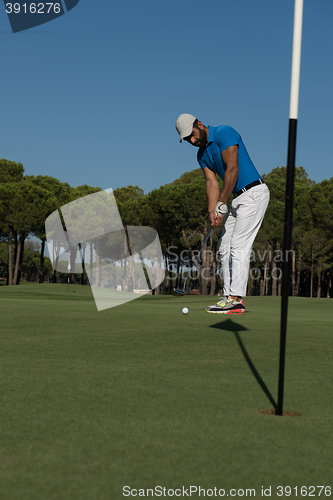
(214, 201, 228, 217)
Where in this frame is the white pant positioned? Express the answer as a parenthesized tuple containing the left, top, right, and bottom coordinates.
(218, 183, 270, 297)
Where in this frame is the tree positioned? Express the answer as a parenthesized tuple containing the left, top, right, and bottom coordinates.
(113, 186, 145, 292)
(0, 160, 25, 285)
(13, 179, 59, 284)
(25, 175, 72, 283)
(256, 166, 314, 297)
(65, 185, 103, 284)
(138, 173, 224, 295)
(303, 178, 333, 297)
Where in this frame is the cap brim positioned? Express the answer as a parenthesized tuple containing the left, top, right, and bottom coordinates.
(179, 123, 193, 143)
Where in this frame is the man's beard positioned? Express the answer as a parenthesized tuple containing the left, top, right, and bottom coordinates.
(194, 128, 207, 148)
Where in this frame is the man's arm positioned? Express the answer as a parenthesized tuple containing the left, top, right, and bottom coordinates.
(203, 167, 223, 227)
(219, 145, 239, 202)
(203, 145, 239, 227)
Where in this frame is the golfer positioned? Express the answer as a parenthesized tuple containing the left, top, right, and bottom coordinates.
(175, 114, 270, 314)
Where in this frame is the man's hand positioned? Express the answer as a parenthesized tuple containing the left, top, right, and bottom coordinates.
(215, 201, 228, 217)
(209, 211, 224, 227)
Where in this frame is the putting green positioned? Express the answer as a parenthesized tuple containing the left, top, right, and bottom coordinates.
(0, 283, 332, 499)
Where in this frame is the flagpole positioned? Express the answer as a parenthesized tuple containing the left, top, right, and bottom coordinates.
(277, 0, 304, 416)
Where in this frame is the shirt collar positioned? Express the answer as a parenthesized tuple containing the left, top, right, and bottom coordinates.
(207, 125, 215, 144)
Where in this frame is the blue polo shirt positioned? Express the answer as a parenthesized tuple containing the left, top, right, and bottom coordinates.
(197, 125, 262, 194)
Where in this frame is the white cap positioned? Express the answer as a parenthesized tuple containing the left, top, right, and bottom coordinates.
(175, 114, 196, 142)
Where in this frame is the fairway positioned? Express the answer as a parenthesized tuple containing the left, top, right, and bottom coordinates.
(0, 283, 332, 500)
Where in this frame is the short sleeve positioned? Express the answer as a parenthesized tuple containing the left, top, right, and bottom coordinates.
(197, 148, 206, 170)
(214, 126, 240, 152)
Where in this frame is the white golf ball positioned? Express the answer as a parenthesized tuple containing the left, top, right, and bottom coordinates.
(182, 307, 189, 315)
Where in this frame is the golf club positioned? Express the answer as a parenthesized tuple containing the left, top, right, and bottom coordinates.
(174, 226, 214, 295)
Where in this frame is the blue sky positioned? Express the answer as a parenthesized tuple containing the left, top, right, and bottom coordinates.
(1, 0, 333, 194)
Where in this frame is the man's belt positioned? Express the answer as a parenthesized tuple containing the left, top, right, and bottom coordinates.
(234, 179, 265, 199)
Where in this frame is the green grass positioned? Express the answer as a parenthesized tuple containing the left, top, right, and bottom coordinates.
(0, 283, 332, 499)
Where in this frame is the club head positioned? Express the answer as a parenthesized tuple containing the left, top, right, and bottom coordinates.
(173, 288, 185, 295)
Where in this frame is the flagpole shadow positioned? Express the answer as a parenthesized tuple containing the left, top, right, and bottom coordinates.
(210, 319, 277, 410)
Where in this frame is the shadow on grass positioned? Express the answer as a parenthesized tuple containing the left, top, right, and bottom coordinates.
(210, 319, 277, 410)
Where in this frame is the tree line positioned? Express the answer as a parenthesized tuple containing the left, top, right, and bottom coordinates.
(1, 158, 332, 297)
(0, 159, 100, 285)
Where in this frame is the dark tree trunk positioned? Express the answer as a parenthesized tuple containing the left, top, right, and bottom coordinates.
(8, 225, 13, 286)
(292, 248, 296, 296)
(247, 269, 253, 296)
(272, 251, 277, 296)
(264, 241, 270, 296)
(70, 245, 77, 285)
(15, 232, 26, 285)
(317, 270, 323, 298)
(327, 273, 332, 299)
(260, 270, 265, 296)
(310, 245, 314, 298)
(155, 254, 161, 295)
(39, 238, 46, 284)
(296, 250, 302, 297)
(80, 244, 86, 285)
(201, 227, 209, 296)
(209, 233, 216, 295)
